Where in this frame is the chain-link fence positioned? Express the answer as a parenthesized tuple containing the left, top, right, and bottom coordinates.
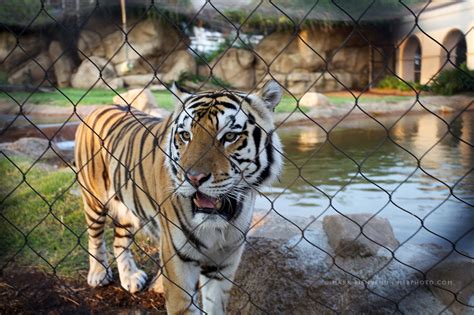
(1, 0, 473, 314)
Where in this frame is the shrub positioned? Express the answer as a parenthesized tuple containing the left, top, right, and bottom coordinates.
(430, 63, 474, 95)
(377, 75, 426, 92)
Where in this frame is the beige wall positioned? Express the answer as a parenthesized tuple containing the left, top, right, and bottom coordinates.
(394, 1, 474, 84)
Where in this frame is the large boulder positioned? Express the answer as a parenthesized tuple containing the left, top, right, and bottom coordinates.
(330, 46, 369, 74)
(121, 73, 160, 88)
(0, 32, 17, 66)
(285, 71, 323, 95)
(160, 49, 196, 83)
(255, 32, 321, 74)
(70, 56, 121, 89)
(8, 51, 52, 85)
(77, 30, 106, 60)
(229, 223, 448, 314)
(323, 213, 399, 258)
(77, 17, 189, 78)
(426, 255, 474, 315)
(103, 19, 186, 68)
(112, 88, 162, 117)
(0, 137, 62, 164)
(76, 16, 123, 60)
(253, 26, 373, 92)
(0, 33, 47, 72)
(48, 41, 75, 87)
(299, 92, 330, 108)
(212, 48, 256, 90)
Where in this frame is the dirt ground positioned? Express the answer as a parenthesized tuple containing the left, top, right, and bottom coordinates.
(0, 268, 166, 314)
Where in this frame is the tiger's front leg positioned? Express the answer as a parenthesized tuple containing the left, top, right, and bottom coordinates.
(110, 199, 148, 293)
(200, 245, 244, 315)
(158, 236, 201, 315)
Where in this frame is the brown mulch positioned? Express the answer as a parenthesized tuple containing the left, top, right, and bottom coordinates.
(0, 268, 166, 314)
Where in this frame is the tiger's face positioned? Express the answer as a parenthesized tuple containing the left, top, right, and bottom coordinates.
(166, 81, 283, 224)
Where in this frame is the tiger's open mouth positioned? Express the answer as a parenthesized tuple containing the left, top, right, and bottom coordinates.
(191, 191, 239, 221)
(192, 191, 223, 214)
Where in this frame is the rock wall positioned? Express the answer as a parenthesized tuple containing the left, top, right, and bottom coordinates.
(217, 26, 387, 94)
(201, 25, 389, 94)
(1, 22, 388, 94)
(0, 17, 197, 89)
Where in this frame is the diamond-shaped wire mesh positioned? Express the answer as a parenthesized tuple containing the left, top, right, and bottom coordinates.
(0, 0, 473, 314)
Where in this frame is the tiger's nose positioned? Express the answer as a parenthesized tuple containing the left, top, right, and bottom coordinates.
(185, 171, 210, 187)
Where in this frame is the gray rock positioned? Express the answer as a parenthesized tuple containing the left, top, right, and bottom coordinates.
(70, 56, 117, 89)
(331, 46, 369, 75)
(109, 77, 124, 90)
(0, 33, 46, 72)
(212, 48, 256, 90)
(0, 32, 17, 66)
(77, 30, 106, 60)
(0, 137, 68, 165)
(426, 255, 474, 315)
(323, 213, 399, 258)
(299, 92, 330, 108)
(255, 31, 325, 74)
(121, 74, 160, 87)
(102, 19, 185, 67)
(228, 234, 449, 314)
(112, 88, 159, 116)
(8, 52, 52, 85)
(48, 41, 74, 87)
(161, 50, 197, 83)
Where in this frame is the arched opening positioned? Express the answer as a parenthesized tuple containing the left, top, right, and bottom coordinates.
(402, 36, 422, 83)
(441, 29, 467, 70)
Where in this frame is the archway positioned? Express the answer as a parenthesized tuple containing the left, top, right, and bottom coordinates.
(402, 36, 422, 83)
(441, 29, 467, 70)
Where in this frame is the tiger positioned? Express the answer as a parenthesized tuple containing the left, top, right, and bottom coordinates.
(74, 80, 283, 314)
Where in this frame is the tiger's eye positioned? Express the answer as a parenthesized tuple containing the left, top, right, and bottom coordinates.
(223, 132, 238, 143)
(179, 131, 191, 142)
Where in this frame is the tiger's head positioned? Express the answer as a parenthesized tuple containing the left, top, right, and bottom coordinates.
(165, 81, 283, 225)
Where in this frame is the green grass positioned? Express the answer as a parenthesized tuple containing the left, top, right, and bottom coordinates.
(0, 87, 309, 113)
(0, 88, 176, 111)
(0, 87, 413, 114)
(0, 157, 88, 274)
(277, 95, 309, 113)
(0, 157, 159, 276)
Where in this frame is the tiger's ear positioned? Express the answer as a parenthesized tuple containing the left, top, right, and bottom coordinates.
(259, 80, 282, 111)
(171, 82, 193, 106)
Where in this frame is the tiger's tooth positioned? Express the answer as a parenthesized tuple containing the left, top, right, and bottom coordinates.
(193, 198, 200, 207)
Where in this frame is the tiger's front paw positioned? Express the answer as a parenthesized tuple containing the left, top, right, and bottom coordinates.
(87, 266, 113, 287)
(119, 269, 148, 293)
(149, 273, 164, 294)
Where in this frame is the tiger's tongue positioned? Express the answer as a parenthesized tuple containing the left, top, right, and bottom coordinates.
(195, 191, 218, 209)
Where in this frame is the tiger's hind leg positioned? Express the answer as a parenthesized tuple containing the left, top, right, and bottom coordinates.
(110, 199, 148, 293)
(84, 203, 113, 287)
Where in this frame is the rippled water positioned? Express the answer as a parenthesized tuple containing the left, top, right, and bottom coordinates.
(256, 110, 474, 254)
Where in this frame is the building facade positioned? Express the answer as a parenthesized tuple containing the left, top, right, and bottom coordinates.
(394, 1, 473, 84)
